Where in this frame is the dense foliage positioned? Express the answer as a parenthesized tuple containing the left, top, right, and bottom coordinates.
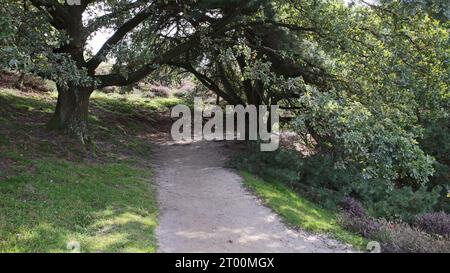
(225, 0, 449, 225)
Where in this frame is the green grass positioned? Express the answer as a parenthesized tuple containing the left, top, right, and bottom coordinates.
(240, 172, 367, 249)
(0, 88, 54, 112)
(0, 87, 161, 253)
(0, 153, 158, 253)
(91, 92, 183, 114)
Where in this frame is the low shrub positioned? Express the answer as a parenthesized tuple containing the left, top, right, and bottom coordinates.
(100, 86, 118, 94)
(296, 154, 357, 208)
(232, 143, 441, 221)
(340, 213, 382, 238)
(298, 155, 440, 221)
(420, 116, 450, 212)
(340, 197, 366, 218)
(341, 213, 450, 253)
(230, 142, 302, 185)
(149, 85, 170, 97)
(377, 222, 450, 253)
(414, 212, 450, 237)
(173, 81, 195, 97)
(353, 181, 441, 222)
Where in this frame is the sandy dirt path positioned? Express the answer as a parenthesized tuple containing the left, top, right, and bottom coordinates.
(153, 139, 353, 253)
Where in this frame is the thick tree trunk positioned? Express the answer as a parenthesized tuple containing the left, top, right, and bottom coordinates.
(47, 84, 93, 144)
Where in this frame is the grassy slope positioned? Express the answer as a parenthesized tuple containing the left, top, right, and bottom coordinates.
(0, 87, 181, 253)
(241, 172, 367, 249)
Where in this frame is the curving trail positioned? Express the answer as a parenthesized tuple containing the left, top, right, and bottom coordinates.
(153, 138, 353, 253)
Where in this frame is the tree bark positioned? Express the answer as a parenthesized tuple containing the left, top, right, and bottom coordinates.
(47, 84, 93, 144)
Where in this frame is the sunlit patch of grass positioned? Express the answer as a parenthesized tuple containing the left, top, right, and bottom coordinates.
(0, 155, 158, 253)
(80, 211, 158, 253)
(240, 172, 367, 249)
(0, 88, 54, 113)
(91, 92, 183, 114)
(0, 87, 170, 252)
(146, 97, 183, 110)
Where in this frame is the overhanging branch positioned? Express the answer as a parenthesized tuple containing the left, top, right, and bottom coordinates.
(95, 0, 249, 89)
(86, 8, 154, 71)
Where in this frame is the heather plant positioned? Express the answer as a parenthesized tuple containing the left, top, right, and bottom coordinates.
(339, 213, 382, 239)
(414, 212, 450, 238)
(376, 222, 450, 253)
(341, 213, 450, 253)
(340, 197, 366, 218)
(149, 85, 171, 98)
